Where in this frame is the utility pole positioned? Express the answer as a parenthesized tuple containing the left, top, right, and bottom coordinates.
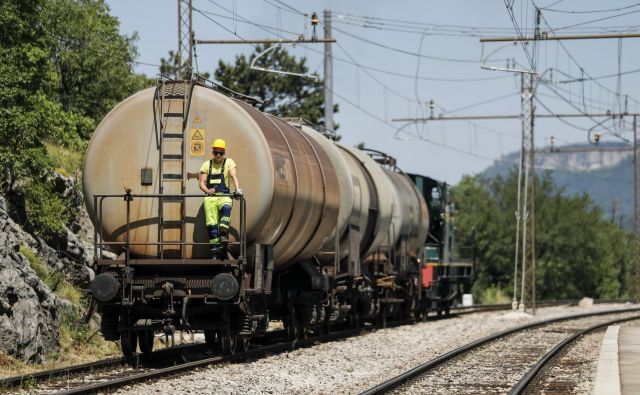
(324, 9, 334, 136)
(634, 115, 640, 303)
(177, 0, 193, 79)
(392, 107, 640, 309)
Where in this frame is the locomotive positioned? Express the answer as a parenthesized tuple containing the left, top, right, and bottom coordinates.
(86, 75, 472, 360)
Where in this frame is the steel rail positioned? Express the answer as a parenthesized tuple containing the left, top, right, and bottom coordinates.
(508, 315, 640, 395)
(54, 329, 359, 395)
(0, 341, 205, 389)
(2, 299, 631, 390)
(359, 306, 640, 395)
(0, 357, 126, 389)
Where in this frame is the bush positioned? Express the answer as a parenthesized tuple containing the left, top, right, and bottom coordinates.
(19, 181, 70, 244)
(20, 245, 62, 291)
(475, 285, 511, 304)
(44, 141, 85, 176)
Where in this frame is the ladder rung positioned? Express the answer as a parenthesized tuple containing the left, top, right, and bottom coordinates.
(164, 112, 184, 118)
(161, 240, 185, 244)
(164, 94, 185, 99)
(163, 154, 183, 160)
(163, 133, 183, 139)
(163, 174, 183, 180)
(161, 220, 183, 228)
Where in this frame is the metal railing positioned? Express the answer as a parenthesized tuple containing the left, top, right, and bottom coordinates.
(93, 191, 246, 265)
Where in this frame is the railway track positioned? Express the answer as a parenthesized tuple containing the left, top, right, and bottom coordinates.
(509, 315, 640, 395)
(360, 307, 640, 394)
(2, 300, 632, 393)
(28, 328, 360, 394)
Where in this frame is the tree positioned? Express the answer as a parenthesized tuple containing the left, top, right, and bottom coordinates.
(214, 45, 338, 132)
(43, 0, 153, 140)
(159, 50, 210, 80)
(0, 0, 153, 242)
(452, 169, 633, 302)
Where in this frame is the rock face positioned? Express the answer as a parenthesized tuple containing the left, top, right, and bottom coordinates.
(0, 196, 62, 363)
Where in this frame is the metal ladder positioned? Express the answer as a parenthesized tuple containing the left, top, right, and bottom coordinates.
(154, 77, 194, 258)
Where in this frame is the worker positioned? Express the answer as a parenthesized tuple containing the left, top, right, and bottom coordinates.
(199, 138, 242, 258)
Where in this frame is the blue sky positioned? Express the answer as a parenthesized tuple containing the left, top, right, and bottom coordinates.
(105, 0, 640, 184)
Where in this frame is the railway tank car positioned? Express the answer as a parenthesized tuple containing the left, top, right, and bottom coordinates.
(86, 76, 439, 359)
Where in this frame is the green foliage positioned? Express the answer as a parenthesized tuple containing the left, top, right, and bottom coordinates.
(475, 285, 511, 304)
(160, 50, 210, 80)
(453, 169, 634, 300)
(214, 45, 339, 131)
(20, 244, 62, 291)
(42, 0, 153, 134)
(1, 0, 153, 241)
(20, 181, 71, 243)
(44, 141, 85, 176)
(20, 244, 92, 348)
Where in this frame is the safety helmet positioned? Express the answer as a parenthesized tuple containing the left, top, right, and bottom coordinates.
(212, 138, 226, 150)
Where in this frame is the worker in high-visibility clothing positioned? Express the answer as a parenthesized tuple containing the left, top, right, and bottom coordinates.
(198, 138, 242, 258)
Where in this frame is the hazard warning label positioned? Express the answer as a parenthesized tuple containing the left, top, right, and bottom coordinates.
(190, 128, 205, 156)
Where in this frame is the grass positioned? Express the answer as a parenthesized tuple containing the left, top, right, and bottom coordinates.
(477, 285, 512, 305)
(1, 245, 121, 379)
(44, 141, 84, 176)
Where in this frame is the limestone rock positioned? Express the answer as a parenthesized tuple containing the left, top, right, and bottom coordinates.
(0, 196, 62, 363)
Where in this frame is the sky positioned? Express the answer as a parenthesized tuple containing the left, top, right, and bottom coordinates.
(105, 0, 640, 184)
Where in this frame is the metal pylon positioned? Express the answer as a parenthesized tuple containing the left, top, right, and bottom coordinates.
(518, 73, 536, 313)
(177, 0, 193, 79)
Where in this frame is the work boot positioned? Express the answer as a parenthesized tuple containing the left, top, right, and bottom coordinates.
(210, 246, 223, 259)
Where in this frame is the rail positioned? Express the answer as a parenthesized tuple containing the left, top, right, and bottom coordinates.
(359, 306, 640, 394)
(508, 314, 640, 394)
(92, 191, 246, 264)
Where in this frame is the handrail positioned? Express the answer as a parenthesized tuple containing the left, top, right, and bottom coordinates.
(93, 192, 247, 265)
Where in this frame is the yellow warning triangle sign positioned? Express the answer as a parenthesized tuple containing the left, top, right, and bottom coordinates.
(192, 129, 204, 140)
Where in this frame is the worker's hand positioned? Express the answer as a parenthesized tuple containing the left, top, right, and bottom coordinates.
(207, 188, 216, 195)
(234, 188, 243, 197)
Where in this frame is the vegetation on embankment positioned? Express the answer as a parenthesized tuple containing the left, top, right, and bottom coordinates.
(1, 0, 147, 371)
(0, 0, 153, 244)
(453, 170, 638, 304)
(0, 247, 119, 378)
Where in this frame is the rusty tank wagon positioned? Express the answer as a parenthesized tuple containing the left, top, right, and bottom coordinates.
(86, 75, 471, 360)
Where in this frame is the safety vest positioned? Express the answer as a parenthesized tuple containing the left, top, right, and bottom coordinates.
(206, 158, 229, 193)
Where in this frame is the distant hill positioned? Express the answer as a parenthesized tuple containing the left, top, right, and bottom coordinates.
(481, 142, 635, 230)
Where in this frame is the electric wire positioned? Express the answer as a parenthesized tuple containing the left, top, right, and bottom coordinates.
(541, 3, 640, 14)
(331, 25, 485, 63)
(537, 11, 640, 106)
(196, 2, 509, 82)
(554, 8, 640, 31)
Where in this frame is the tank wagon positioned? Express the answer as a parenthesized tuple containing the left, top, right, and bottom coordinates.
(86, 75, 470, 360)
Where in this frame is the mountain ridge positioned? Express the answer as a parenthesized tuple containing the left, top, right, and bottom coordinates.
(481, 142, 635, 230)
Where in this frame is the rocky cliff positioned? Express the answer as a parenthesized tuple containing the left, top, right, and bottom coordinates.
(0, 196, 64, 363)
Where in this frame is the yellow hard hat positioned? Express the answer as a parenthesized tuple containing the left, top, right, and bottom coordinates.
(212, 138, 226, 150)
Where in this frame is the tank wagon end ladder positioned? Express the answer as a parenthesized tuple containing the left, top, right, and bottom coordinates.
(153, 75, 196, 258)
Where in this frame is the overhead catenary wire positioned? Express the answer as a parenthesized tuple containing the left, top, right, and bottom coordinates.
(207, 0, 517, 143)
(196, 3, 510, 82)
(554, 8, 640, 31)
(541, 2, 640, 14)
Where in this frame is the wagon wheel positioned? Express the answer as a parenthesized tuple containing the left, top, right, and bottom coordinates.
(120, 327, 138, 361)
(138, 330, 154, 354)
(237, 336, 251, 352)
(219, 327, 237, 355)
(204, 330, 220, 352)
(350, 305, 363, 331)
(285, 305, 299, 340)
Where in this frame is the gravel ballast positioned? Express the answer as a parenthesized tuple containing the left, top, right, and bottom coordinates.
(115, 303, 638, 395)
